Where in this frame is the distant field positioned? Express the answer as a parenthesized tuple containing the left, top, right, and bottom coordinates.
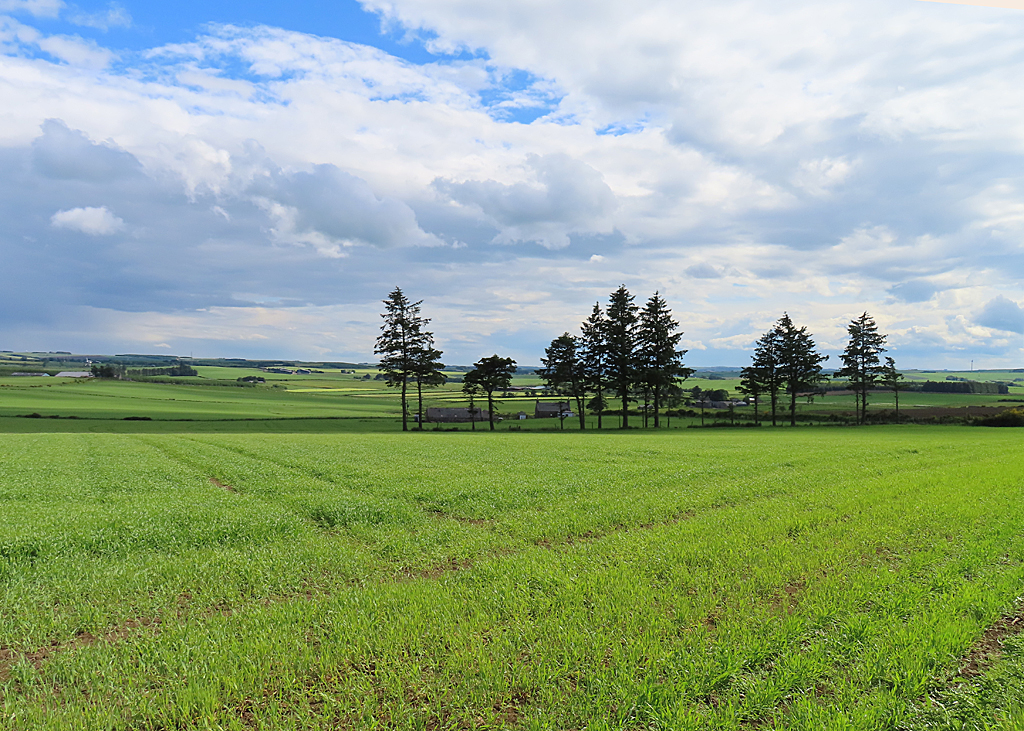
(2, 366, 1023, 433)
(2, 427, 1024, 728)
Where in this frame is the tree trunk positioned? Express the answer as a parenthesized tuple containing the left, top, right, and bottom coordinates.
(401, 377, 408, 431)
(575, 389, 586, 431)
(653, 386, 661, 428)
(789, 389, 797, 426)
(487, 392, 495, 431)
(620, 387, 629, 429)
(416, 378, 424, 430)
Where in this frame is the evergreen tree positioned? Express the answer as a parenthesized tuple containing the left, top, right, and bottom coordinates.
(412, 340, 445, 429)
(537, 333, 587, 430)
(374, 287, 430, 432)
(464, 355, 517, 431)
(880, 356, 905, 422)
(746, 327, 785, 426)
(637, 292, 691, 428)
(580, 303, 609, 429)
(775, 313, 829, 426)
(737, 364, 766, 426)
(604, 285, 640, 428)
(835, 312, 887, 424)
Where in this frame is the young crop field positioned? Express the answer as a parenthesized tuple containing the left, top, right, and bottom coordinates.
(3, 367, 1023, 435)
(2, 427, 1024, 729)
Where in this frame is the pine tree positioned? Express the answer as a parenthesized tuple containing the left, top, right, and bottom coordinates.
(374, 287, 431, 432)
(738, 364, 766, 426)
(637, 292, 691, 428)
(880, 356, 905, 422)
(580, 302, 609, 429)
(835, 312, 887, 425)
(605, 286, 639, 428)
(412, 339, 445, 429)
(775, 313, 829, 426)
(538, 333, 587, 430)
(746, 327, 785, 426)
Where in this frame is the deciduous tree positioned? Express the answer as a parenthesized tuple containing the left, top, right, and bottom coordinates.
(538, 333, 587, 430)
(464, 355, 517, 431)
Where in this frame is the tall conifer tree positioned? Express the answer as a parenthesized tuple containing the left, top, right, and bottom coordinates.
(604, 286, 640, 428)
(836, 312, 887, 424)
(637, 292, 691, 428)
(580, 303, 609, 429)
(775, 313, 829, 426)
(375, 287, 430, 432)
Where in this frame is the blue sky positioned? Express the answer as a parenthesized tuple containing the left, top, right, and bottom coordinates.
(1, 0, 1024, 367)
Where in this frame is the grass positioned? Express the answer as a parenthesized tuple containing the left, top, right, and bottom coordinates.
(2, 427, 1024, 728)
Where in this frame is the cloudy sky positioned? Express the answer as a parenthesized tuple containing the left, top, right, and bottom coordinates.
(1, 0, 1023, 367)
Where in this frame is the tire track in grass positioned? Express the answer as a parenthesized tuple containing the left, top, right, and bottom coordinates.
(0, 618, 160, 684)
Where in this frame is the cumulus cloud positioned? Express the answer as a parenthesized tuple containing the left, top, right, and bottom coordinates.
(685, 262, 724, 279)
(32, 119, 141, 181)
(434, 153, 617, 248)
(50, 205, 124, 235)
(256, 164, 440, 250)
(976, 295, 1024, 334)
(1, 5, 1024, 364)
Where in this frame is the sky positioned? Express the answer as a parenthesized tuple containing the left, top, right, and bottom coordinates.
(1, 0, 1023, 367)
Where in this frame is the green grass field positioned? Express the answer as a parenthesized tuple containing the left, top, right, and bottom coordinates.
(3, 366, 1022, 435)
(2, 426, 1024, 729)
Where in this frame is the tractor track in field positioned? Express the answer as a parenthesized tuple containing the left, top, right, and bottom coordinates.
(0, 617, 160, 685)
(0, 505, 709, 687)
(955, 607, 1024, 680)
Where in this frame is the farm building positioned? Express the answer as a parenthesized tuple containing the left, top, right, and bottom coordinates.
(535, 401, 572, 418)
(425, 407, 491, 423)
(55, 371, 93, 378)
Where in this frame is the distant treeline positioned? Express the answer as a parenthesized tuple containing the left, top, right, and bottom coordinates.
(916, 380, 1008, 394)
(825, 380, 1009, 394)
(127, 365, 198, 377)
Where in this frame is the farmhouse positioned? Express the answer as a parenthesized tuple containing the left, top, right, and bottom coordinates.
(535, 400, 571, 418)
(426, 407, 491, 423)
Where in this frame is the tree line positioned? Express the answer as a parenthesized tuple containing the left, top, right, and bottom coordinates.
(375, 285, 906, 430)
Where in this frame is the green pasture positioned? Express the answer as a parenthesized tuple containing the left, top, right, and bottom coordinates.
(2, 427, 1024, 729)
(2, 371, 1023, 435)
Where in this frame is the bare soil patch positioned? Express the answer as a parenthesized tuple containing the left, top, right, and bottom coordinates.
(210, 477, 237, 493)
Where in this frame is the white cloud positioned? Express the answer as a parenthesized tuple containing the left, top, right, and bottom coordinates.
(36, 33, 114, 68)
(0, 0, 62, 18)
(0, 5, 1023, 365)
(50, 206, 124, 235)
(68, 3, 130, 31)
